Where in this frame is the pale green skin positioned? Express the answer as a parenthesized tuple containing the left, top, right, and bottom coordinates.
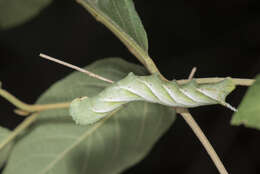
(70, 73, 236, 125)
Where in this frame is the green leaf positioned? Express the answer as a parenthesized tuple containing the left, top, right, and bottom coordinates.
(231, 75, 260, 130)
(3, 58, 176, 174)
(79, 0, 148, 51)
(0, 126, 13, 168)
(77, 0, 150, 63)
(0, 0, 52, 29)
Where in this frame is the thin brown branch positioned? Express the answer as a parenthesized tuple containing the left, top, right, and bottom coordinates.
(178, 77, 254, 86)
(0, 113, 38, 150)
(0, 86, 70, 115)
(188, 67, 197, 80)
(177, 108, 229, 174)
(40, 53, 114, 84)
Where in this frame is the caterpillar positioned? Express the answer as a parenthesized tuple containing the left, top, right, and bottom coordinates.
(70, 72, 236, 125)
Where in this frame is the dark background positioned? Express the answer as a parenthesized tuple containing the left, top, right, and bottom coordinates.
(0, 0, 260, 173)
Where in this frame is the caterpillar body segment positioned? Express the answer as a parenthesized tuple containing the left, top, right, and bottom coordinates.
(70, 73, 236, 125)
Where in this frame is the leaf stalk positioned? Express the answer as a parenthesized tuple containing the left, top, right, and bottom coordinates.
(177, 108, 228, 174)
(0, 88, 70, 114)
(0, 113, 38, 151)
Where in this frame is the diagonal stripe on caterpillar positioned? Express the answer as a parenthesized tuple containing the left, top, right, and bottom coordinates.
(70, 72, 236, 125)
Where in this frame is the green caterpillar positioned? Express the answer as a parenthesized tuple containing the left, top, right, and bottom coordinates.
(70, 73, 236, 125)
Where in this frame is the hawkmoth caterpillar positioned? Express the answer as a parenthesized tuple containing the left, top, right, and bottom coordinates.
(70, 72, 236, 125)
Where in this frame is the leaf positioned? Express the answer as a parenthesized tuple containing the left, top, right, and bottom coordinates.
(3, 58, 176, 174)
(0, 0, 52, 29)
(0, 126, 13, 168)
(77, 0, 149, 58)
(231, 75, 260, 130)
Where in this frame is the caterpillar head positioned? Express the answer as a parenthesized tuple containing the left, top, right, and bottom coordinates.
(70, 97, 106, 125)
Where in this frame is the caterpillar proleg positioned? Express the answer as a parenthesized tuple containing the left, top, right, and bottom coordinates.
(70, 73, 236, 125)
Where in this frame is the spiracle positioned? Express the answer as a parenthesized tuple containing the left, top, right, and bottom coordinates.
(70, 73, 236, 125)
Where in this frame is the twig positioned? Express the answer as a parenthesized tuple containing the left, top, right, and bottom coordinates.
(0, 113, 38, 150)
(178, 77, 254, 86)
(40, 53, 114, 84)
(14, 109, 30, 116)
(0, 88, 70, 114)
(177, 108, 228, 174)
(188, 67, 197, 80)
(0, 87, 70, 115)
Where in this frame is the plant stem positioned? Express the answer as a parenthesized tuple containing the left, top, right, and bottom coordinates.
(177, 108, 228, 174)
(188, 67, 197, 80)
(178, 77, 254, 86)
(0, 113, 38, 150)
(0, 88, 70, 113)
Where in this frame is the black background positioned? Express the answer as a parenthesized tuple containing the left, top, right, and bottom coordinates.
(0, 0, 260, 173)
